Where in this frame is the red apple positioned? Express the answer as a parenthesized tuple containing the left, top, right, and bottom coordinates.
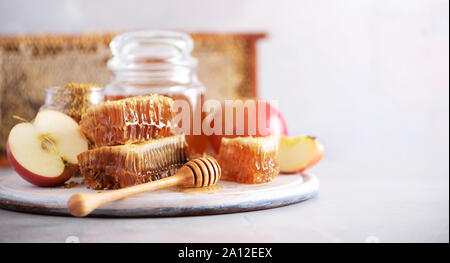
(208, 100, 288, 152)
(278, 135, 324, 173)
(6, 110, 89, 187)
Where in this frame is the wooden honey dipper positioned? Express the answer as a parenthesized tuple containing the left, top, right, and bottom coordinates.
(68, 156, 221, 217)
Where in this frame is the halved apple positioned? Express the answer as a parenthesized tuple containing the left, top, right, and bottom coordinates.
(6, 110, 88, 186)
(278, 135, 324, 173)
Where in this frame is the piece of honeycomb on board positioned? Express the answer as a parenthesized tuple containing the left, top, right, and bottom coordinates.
(80, 95, 175, 147)
(217, 136, 279, 184)
(77, 134, 188, 189)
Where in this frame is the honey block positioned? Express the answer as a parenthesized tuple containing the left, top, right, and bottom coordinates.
(77, 134, 188, 189)
(217, 136, 279, 184)
(80, 95, 175, 147)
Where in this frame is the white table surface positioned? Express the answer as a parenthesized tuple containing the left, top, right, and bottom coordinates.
(0, 157, 448, 243)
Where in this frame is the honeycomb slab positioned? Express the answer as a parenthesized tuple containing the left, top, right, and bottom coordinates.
(77, 134, 188, 189)
(80, 95, 175, 147)
(217, 136, 279, 184)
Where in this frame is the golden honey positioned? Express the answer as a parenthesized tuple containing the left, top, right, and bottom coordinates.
(168, 184, 223, 194)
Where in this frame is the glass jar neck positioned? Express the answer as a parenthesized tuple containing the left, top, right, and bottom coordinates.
(107, 30, 199, 87)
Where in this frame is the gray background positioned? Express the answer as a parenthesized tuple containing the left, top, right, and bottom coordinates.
(0, 0, 448, 242)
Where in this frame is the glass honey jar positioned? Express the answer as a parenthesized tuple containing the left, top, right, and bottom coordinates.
(104, 30, 207, 154)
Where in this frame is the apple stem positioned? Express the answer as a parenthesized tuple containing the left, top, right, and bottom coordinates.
(12, 115, 29, 123)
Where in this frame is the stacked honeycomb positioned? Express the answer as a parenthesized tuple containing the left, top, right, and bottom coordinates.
(78, 95, 188, 189)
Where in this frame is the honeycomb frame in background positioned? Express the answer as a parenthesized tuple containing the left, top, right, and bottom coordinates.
(0, 33, 265, 165)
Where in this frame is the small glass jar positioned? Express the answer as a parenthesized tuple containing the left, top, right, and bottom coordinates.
(105, 30, 207, 154)
(40, 84, 105, 122)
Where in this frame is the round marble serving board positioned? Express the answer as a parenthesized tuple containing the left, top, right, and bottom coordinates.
(0, 170, 319, 217)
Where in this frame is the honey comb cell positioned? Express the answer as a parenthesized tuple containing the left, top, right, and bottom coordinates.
(80, 95, 175, 147)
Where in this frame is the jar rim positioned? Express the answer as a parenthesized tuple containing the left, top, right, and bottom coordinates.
(45, 85, 105, 92)
(110, 30, 194, 58)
